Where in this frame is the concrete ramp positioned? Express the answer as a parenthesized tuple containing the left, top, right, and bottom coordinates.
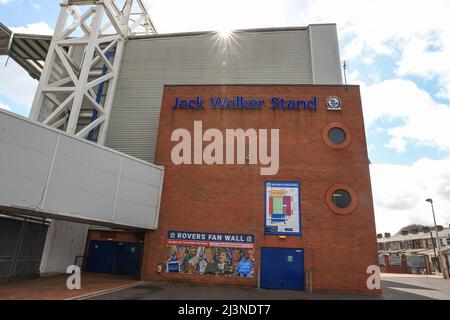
(0, 109, 164, 230)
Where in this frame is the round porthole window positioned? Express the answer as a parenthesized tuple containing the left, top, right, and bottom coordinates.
(328, 127, 346, 145)
(325, 184, 358, 215)
(322, 123, 351, 149)
(332, 189, 351, 208)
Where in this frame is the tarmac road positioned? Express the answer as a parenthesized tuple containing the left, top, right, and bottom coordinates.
(84, 274, 450, 300)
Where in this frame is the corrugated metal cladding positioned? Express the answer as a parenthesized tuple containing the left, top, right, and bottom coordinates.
(105, 29, 313, 163)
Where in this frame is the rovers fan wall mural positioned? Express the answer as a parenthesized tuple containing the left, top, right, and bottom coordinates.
(165, 231, 255, 277)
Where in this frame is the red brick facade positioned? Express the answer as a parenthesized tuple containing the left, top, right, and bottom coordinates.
(141, 84, 379, 294)
(87, 230, 144, 244)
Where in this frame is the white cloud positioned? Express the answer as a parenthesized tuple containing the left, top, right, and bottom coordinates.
(10, 22, 53, 35)
(384, 137, 407, 154)
(371, 158, 450, 233)
(144, 0, 299, 34)
(301, 0, 450, 100)
(0, 0, 11, 5)
(362, 57, 373, 65)
(302, 0, 450, 58)
(0, 102, 11, 111)
(397, 32, 450, 100)
(361, 79, 450, 152)
(347, 70, 360, 83)
(0, 57, 38, 115)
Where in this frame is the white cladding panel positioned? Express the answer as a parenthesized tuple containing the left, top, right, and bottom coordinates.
(309, 24, 343, 84)
(105, 28, 332, 162)
(39, 220, 89, 274)
(0, 112, 55, 208)
(0, 110, 164, 230)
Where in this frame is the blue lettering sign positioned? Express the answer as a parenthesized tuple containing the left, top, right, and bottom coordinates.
(172, 96, 205, 109)
(271, 97, 317, 110)
(172, 96, 319, 111)
(210, 96, 264, 109)
(168, 231, 255, 243)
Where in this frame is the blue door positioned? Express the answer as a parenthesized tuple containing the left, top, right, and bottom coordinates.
(85, 240, 143, 277)
(116, 243, 142, 277)
(85, 241, 117, 274)
(260, 247, 304, 290)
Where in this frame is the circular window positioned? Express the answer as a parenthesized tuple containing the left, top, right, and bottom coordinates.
(322, 123, 351, 149)
(325, 184, 358, 215)
(331, 189, 351, 208)
(328, 127, 346, 145)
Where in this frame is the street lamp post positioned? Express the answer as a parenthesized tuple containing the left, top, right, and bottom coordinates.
(429, 231, 440, 272)
(425, 198, 449, 279)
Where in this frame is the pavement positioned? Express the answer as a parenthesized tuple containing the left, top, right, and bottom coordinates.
(0, 272, 449, 300)
(0, 273, 142, 300)
(380, 273, 450, 300)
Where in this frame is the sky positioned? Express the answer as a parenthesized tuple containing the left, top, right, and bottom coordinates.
(1, 0, 450, 234)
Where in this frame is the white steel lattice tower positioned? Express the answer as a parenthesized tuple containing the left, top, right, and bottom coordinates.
(29, 0, 157, 144)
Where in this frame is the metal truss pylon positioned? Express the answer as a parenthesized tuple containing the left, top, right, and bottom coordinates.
(29, 0, 157, 145)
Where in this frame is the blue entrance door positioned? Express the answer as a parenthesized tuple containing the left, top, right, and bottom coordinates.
(116, 243, 142, 277)
(260, 247, 304, 290)
(85, 240, 143, 277)
(85, 241, 116, 274)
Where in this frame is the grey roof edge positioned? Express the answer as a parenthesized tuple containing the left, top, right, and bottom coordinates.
(128, 24, 336, 40)
(0, 23, 337, 42)
(0, 21, 53, 40)
(11, 33, 52, 40)
(0, 22, 11, 35)
(308, 23, 337, 27)
(162, 83, 360, 88)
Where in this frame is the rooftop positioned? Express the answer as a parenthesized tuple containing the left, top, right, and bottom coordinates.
(0, 22, 335, 81)
(0, 22, 51, 80)
(377, 228, 450, 243)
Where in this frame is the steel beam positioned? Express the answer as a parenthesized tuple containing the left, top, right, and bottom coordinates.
(29, 0, 156, 143)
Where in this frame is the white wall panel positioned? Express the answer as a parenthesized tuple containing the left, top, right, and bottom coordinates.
(0, 109, 164, 230)
(309, 24, 343, 84)
(39, 220, 88, 274)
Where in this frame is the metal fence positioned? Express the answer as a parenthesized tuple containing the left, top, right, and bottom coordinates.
(0, 216, 48, 280)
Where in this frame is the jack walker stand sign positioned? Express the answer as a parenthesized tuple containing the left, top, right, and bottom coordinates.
(165, 231, 255, 277)
(265, 182, 301, 235)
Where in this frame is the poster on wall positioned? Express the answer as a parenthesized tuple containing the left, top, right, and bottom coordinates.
(265, 181, 301, 235)
(165, 231, 255, 277)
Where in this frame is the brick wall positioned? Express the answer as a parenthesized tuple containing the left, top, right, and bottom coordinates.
(141, 85, 379, 294)
(87, 230, 144, 244)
